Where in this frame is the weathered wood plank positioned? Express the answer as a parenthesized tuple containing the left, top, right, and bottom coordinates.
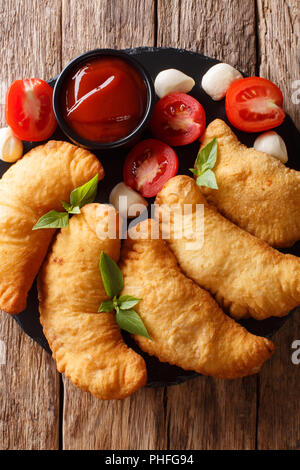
(257, 0, 300, 129)
(257, 318, 300, 450)
(61, 0, 165, 450)
(0, 0, 61, 450)
(63, 383, 167, 450)
(0, 315, 60, 449)
(166, 377, 257, 450)
(61, 0, 155, 66)
(157, 0, 259, 450)
(157, 0, 257, 75)
(257, 0, 300, 450)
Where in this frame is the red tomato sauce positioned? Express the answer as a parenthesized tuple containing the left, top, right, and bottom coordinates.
(62, 57, 147, 142)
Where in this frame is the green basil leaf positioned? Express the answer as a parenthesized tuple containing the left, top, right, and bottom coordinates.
(61, 200, 72, 212)
(68, 205, 81, 215)
(113, 296, 119, 310)
(116, 309, 151, 339)
(189, 168, 199, 176)
(98, 299, 114, 313)
(196, 169, 218, 189)
(99, 251, 123, 298)
(118, 295, 141, 310)
(32, 210, 69, 230)
(70, 174, 98, 209)
(61, 201, 81, 214)
(195, 137, 218, 172)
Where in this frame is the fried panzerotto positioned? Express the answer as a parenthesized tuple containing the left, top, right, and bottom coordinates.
(120, 219, 274, 379)
(156, 175, 300, 320)
(199, 119, 300, 247)
(0, 140, 104, 314)
(38, 204, 147, 400)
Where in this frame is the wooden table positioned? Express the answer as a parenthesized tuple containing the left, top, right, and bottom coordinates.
(0, 0, 299, 450)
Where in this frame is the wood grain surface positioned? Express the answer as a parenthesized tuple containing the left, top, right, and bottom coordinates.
(157, 0, 257, 75)
(0, 0, 61, 450)
(60, 0, 164, 451)
(257, 0, 300, 129)
(256, 0, 300, 451)
(157, 0, 259, 450)
(0, 0, 299, 450)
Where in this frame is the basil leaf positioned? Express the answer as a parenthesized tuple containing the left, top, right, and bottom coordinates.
(61, 200, 73, 212)
(61, 200, 81, 215)
(32, 210, 69, 230)
(98, 299, 114, 313)
(116, 309, 151, 339)
(196, 169, 218, 189)
(113, 296, 120, 310)
(70, 174, 98, 209)
(99, 251, 123, 298)
(118, 295, 141, 310)
(68, 205, 81, 215)
(195, 137, 218, 171)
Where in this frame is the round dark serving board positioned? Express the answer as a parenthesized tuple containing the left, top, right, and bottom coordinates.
(2, 47, 299, 387)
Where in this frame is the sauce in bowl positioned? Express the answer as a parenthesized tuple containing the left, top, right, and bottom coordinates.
(61, 56, 147, 143)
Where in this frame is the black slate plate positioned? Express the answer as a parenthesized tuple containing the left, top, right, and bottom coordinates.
(5, 47, 300, 387)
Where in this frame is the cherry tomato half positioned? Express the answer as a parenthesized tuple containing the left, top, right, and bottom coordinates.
(225, 77, 285, 133)
(150, 93, 206, 146)
(123, 139, 178, 198)
(5, 79, 57, 141)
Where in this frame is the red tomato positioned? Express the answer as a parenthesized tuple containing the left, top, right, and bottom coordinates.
(5, 79, 57, 141)
(225, 77, 285, 133)
(123, 139, 178, 197)
(150, 93, 206, 146)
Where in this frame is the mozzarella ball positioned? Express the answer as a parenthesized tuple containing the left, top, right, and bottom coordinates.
(109, 182, 148, 219)
(201, 63, 243, 101)
(254, 131, 288, 164)
(154, 69, 195, 98)
(0, 127, 23, 162)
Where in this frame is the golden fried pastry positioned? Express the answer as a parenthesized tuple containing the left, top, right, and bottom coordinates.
(38, 204, 147, 400)
(120, 219, 274, 379)
(0, 140, 104, 314)
(156, 175, 300, 320)
(199, 119, 300, 247)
